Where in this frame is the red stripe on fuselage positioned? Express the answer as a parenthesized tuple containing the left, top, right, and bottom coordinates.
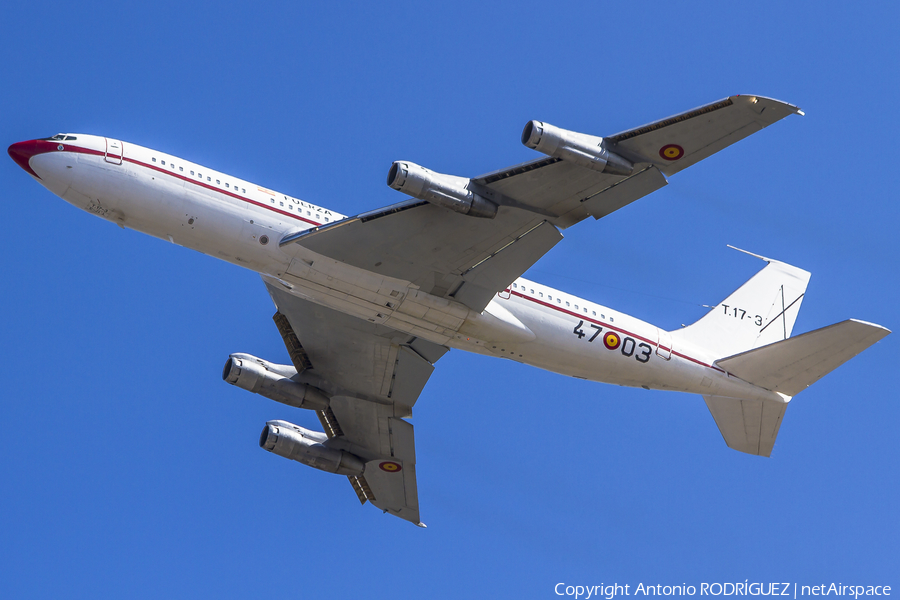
(59, 144, 325, 227)
(508, 289, 724, 373)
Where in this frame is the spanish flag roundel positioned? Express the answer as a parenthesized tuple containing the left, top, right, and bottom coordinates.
(379, 461, 402, 473)
(603, 332, 621, 350)
(659, 144, 684, 161)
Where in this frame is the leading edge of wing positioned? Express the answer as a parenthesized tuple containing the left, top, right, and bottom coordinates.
(605, 95, 803, 144)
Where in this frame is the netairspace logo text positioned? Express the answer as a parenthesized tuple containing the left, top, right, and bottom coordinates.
(553, 583, 892, 600)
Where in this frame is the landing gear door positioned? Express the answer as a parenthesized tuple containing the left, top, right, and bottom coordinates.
(105, 138, 123, 165)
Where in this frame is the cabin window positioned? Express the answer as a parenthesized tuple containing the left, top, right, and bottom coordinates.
(557, 298, 561, 304)
(574, 305, 579, 310)
(601, 314, 605, 319)
(288, 205, 293, 210)
(530, 289, 534, 294)
(566, 302, 570, 307)
(539, 292, 543, 298)
(270, 199, 275, 203)
(242, 188, 246, 193)
(207, 176, 211, 181)
(170, 164, 175, 169)
(584, 308, 588, 313)
(179, 166, 183, 172)
(152, 157, 157, 163)
(216, 179, 220, 185)
(325, 217, 329, 222)
(280, 202, 284, 207)
(190, 170, 194, 175)
(610, 317, 615, 322)
(161, 160, 165, 166)
(592, 311, 597, 316)
(225, 183, 230, 188)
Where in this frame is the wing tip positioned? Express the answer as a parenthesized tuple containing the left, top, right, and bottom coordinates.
(846, 318, 892, 336)
(732, 94, 805, 116)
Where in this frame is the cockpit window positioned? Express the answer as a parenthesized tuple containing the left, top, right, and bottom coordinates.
(45, 134, 77, 141)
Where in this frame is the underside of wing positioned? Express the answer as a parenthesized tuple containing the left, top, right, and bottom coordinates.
(473, 95, 800, 226)
(280, 204, 562, 312)
(266, 281, 446, 413)
(278, 95, 800, 313)
(606, 95, 802, 176)
(257, 280, 446, 525)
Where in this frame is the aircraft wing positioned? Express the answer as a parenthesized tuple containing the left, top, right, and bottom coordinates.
(265, 280, 447, 525)
(281, 95, 801, 312)
(264, 96, 801, 521)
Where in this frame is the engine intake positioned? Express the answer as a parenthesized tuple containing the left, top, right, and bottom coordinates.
(387, 161, 497, 219)
(223, 353, 329, 411)
(521, 120, 634, 176)
(259, 420, 365, 476)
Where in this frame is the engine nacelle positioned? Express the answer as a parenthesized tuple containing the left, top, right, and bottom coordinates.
(222, 353, 329, 411)
(259, 420, 365, 476)
(521, 120, 634, 176)
(387, 161, 497, 219)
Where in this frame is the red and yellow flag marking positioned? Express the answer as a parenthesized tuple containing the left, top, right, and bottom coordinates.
(603, 332, 621, 350)
(659, 144, 684, 161)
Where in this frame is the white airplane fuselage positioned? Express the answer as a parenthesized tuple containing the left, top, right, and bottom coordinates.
(11, 134, 781, 405)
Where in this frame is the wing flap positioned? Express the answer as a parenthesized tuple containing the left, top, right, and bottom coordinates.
(579, 165, 668, 220)
(266, 282, 447, 407)
(451, 220, 563, 311)
(391, 346, 437, 410)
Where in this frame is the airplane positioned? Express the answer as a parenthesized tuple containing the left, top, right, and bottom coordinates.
(9, 95, 889, 527)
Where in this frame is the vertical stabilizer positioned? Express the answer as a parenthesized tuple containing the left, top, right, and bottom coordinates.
(704, 395, 788, 457)
(673, 248, 810, 359)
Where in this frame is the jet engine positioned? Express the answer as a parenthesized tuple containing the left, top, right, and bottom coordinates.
(222, 353, 329, 411)
(259, 420, 365, 476)
(521, 120, 634, 176)
(387, 161, 497, 219)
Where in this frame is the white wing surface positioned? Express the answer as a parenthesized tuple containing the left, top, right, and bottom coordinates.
(266, 282, 446, 525)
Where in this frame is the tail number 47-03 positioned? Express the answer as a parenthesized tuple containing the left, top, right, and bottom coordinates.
(572, 320, 652, 363)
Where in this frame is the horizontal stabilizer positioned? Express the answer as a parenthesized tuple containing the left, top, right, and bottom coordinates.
(704, 395, 788, 457)
(715, 319, 890, 396)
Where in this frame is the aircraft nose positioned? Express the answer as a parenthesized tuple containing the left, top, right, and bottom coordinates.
(8, 139, 57, 179)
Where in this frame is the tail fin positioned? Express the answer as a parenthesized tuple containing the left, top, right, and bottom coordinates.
(704, 319, 889, 456)
(703, 395, 787, 457)
(679, 250, 890, 457)
(674, 247, 811, 359)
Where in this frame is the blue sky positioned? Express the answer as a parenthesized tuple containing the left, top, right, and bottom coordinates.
(2, 1, 897, 598)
